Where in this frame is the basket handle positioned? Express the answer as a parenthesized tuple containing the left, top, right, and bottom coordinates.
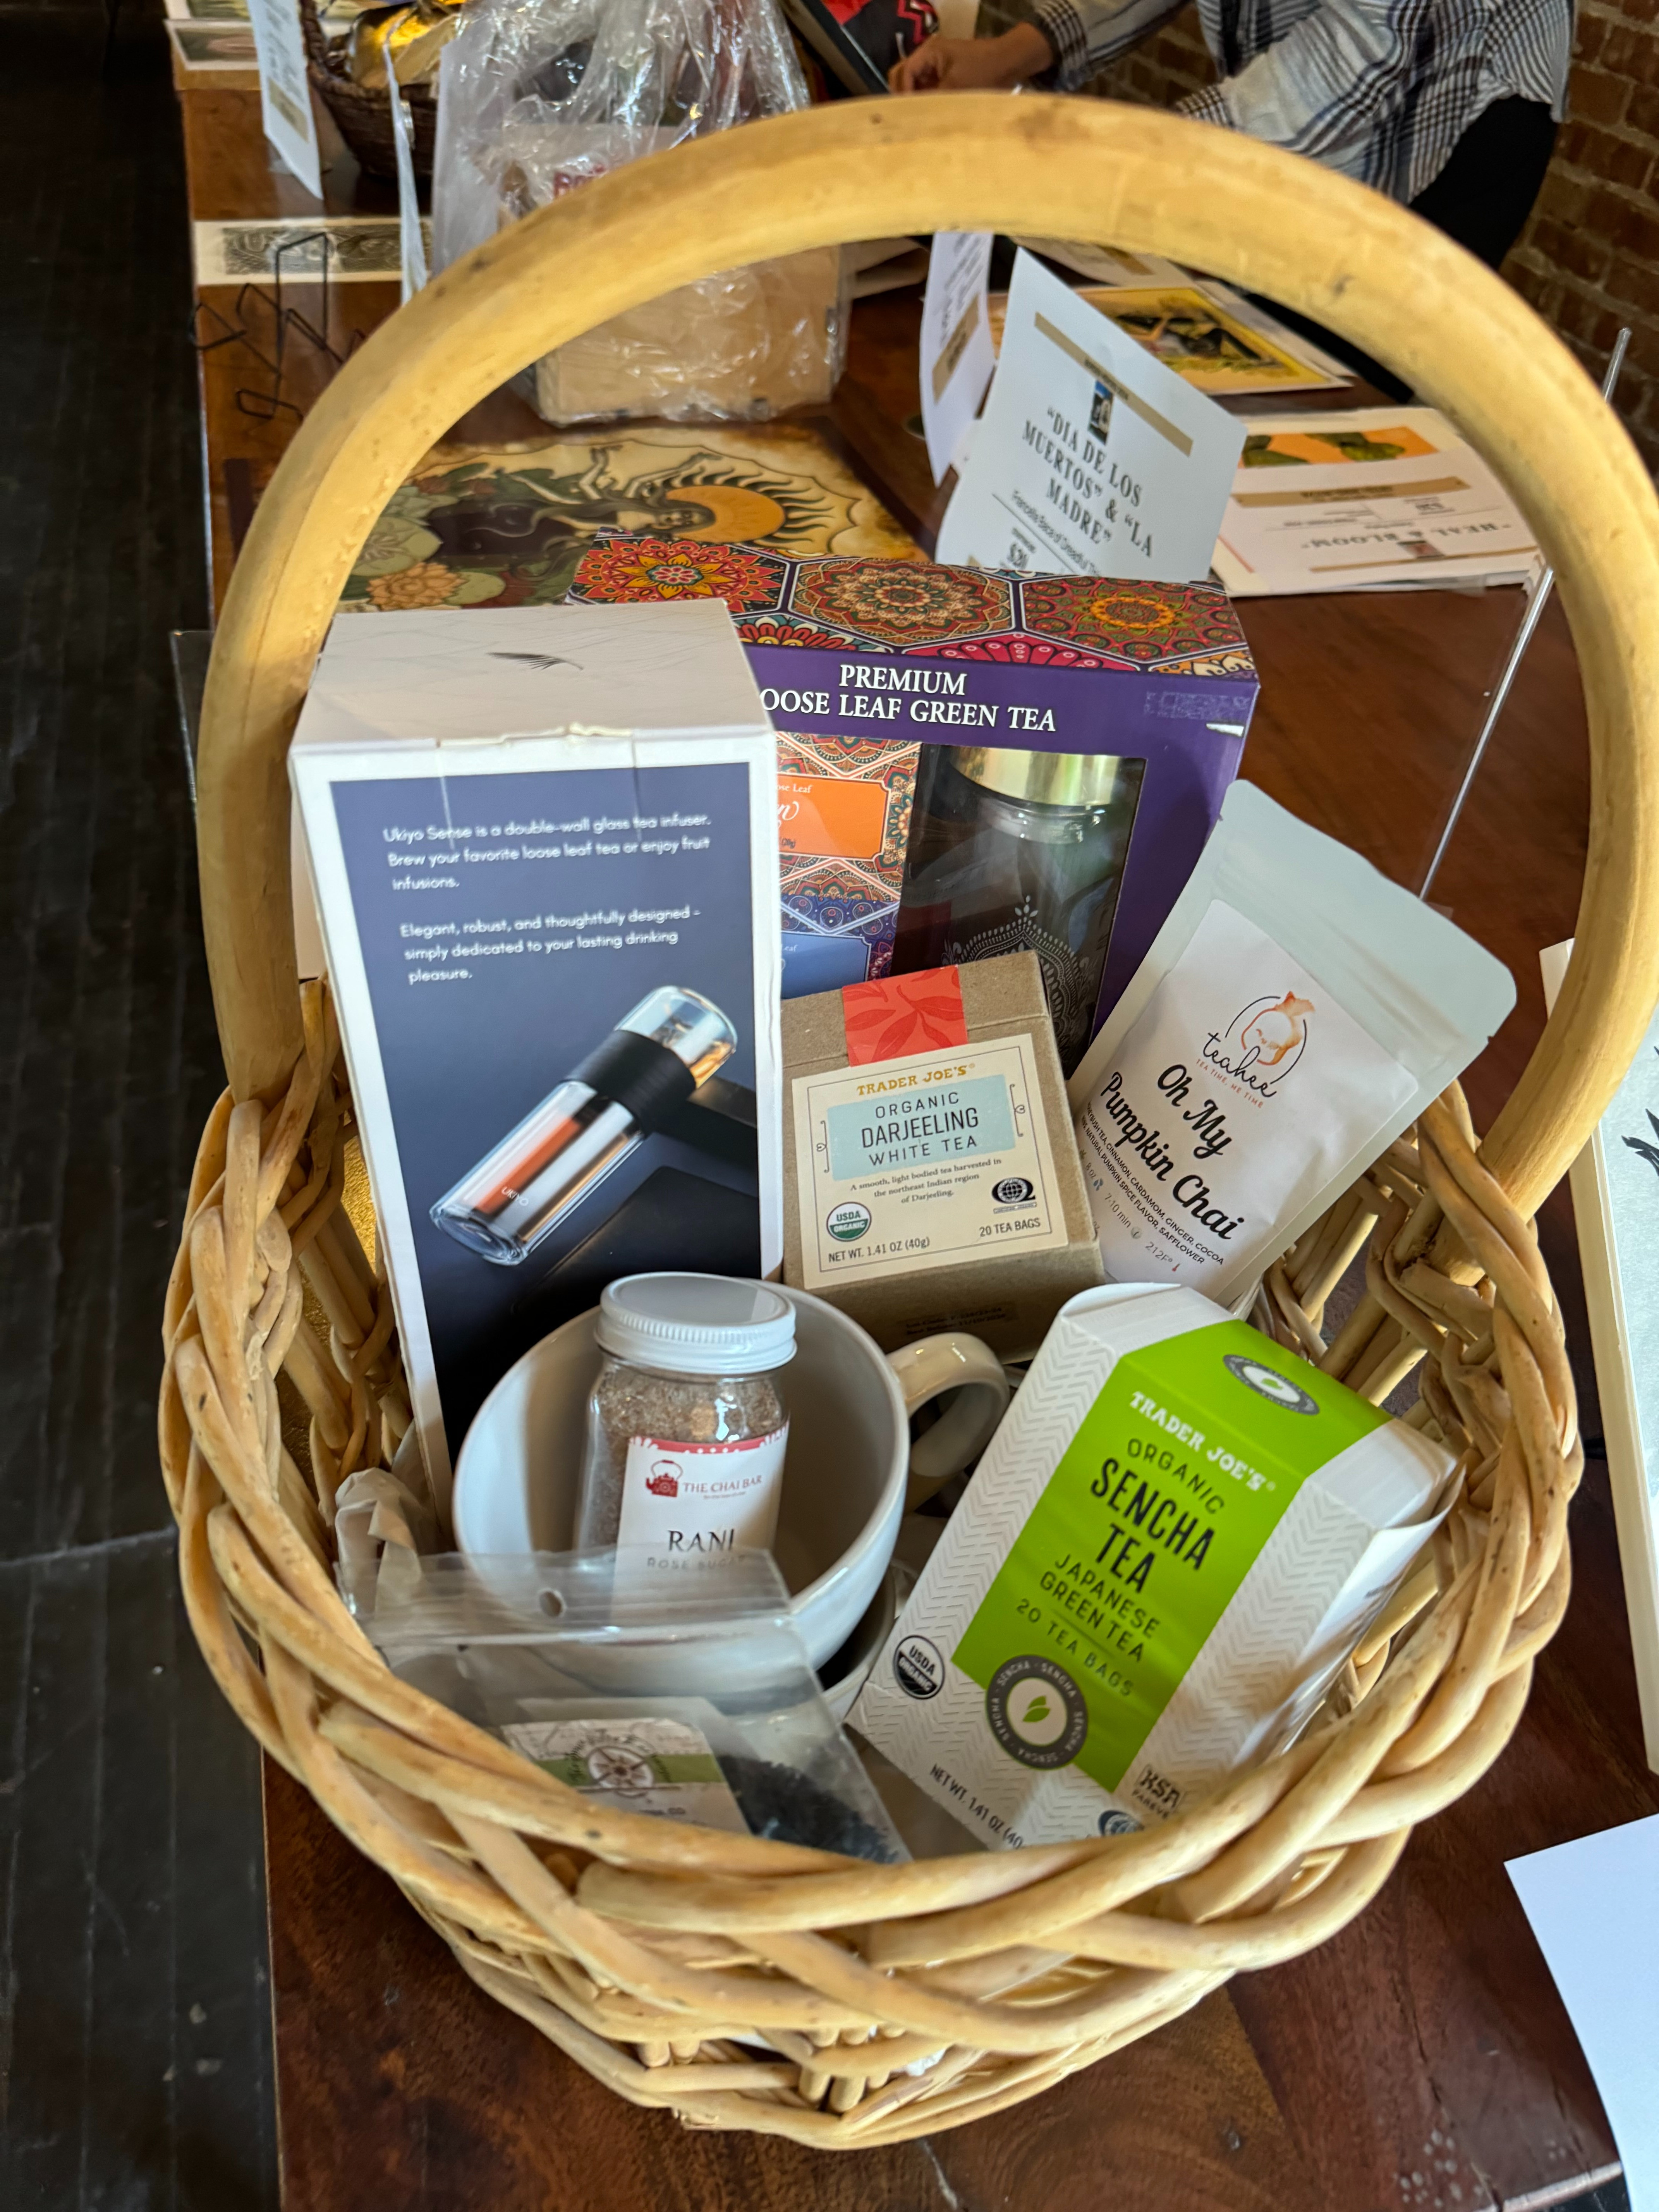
(297, 0, 329, 71)
(198, 95, 1659, 1214)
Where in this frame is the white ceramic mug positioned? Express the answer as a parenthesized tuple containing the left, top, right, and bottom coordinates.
(452, 1294, 1007, 1668)
(887, 1331, 1010, 1509)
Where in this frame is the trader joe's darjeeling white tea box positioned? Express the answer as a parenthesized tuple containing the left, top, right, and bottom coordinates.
(852, 1283, 1452, 1846)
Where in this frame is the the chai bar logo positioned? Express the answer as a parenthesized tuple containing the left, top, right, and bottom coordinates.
(645, 1461, 681, 1497)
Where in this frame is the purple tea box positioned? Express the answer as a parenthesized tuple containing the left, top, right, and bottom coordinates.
(568, 538, 1259, 1031)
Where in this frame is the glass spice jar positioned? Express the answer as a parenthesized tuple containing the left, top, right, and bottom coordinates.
(574, 1274, 796, 1558)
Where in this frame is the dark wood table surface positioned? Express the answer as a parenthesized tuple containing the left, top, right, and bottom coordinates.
(177, 79, 1656, 2212)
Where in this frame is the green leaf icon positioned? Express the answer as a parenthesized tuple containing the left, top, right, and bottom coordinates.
(1021, 1695, 1051, 1726)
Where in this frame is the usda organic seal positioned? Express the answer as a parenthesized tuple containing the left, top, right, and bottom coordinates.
(826, 1201, 872, 1243)
(893, 1635, 945, 1698)
(984, 1655, 1088, 1769)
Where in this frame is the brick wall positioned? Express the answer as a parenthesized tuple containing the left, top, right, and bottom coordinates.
(1507, 0, 1659, 469)
(1000, 0, 1657, 470)
(1081, 5, 1215, 107)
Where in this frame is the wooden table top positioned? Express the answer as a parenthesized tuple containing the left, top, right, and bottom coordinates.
(177, 81, 1655, 2212)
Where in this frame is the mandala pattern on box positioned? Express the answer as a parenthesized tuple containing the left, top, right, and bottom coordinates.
(572, 535, 788, 612)
(902, 634, 1117, 669)
(738, 617, 881, 653)
(781, 859, 902, 935)
(1154, 650, 1259, 679)
(789, 558, 1012, 646)
(1017, 575, 1246, 663)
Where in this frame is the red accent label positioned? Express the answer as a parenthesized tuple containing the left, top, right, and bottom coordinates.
(841, 968, 969, 1066)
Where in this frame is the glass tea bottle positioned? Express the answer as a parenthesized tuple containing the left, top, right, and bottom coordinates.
(891, 746, 1145, 1072)
(429, 986, 737, 1264)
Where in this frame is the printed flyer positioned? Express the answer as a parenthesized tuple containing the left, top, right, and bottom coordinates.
(1211, 407, 1542, 595)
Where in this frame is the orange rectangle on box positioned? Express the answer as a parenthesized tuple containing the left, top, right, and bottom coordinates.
(840, 969, 969, 1065)
(778, 775, 888, 861)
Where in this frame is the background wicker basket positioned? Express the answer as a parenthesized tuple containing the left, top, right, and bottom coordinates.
(163, 96, 1659, 2143)
(300, 0, 437, 181)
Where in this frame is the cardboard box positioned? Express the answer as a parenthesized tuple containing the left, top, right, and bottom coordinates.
(851, 1282, 1452, 1849)
(781, 954, 1103, 1359)
(520, 249, 843, 427)
(290, 600, 783, 1505)
(568, 541, 1259, 1028)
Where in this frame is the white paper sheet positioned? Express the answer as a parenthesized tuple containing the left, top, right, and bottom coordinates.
(1542, 941, 1659, 1771)
(919, 230, 994, 485)
(246, 0, 323, 199)
(1211, 407, 1541, 596)
(938, 250, 1243, 584)
(1010, 237, 1190, 290)
(1508, 1815, 1659, 2210)
(167, 0, 365, 17)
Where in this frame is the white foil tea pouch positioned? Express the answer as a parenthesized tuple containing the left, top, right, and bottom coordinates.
(1067, 782, 1515, 1306)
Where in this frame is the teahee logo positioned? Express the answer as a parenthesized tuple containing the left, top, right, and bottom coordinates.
(1222, 1352, 1319, 1416)
(1204, 990, 1314, 1098)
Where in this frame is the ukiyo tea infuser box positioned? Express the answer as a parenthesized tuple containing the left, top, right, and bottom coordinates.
(290, 601, 784, 1504)
(568, 541, 1260, 1035)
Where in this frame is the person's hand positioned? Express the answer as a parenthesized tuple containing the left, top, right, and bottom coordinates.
(888, 24, 1055, 93)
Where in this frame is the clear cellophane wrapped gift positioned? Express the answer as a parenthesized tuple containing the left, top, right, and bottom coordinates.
(432, 0, 845, 423)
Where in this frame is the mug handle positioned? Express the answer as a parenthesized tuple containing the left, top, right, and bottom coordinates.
(885, 1332, 1011, 1510)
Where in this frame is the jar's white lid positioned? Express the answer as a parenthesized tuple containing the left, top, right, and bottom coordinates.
(596, 1273, 797, 1374)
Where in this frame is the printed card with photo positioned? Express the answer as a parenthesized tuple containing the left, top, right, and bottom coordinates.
(940, 250, 1244, 585)
(193, 216, 430, 285)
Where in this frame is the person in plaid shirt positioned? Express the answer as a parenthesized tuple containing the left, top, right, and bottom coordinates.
(890, 0, 1570, 271)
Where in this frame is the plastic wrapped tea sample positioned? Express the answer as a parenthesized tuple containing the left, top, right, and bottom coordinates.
(431, 0, 845, 424)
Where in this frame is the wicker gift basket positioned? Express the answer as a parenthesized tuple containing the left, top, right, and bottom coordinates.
(300, 0, 438, 181)
(161, 98, 1659, 2144)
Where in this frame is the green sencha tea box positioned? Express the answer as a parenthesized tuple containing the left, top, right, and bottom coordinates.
(852, 1282, 1453, 1847)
